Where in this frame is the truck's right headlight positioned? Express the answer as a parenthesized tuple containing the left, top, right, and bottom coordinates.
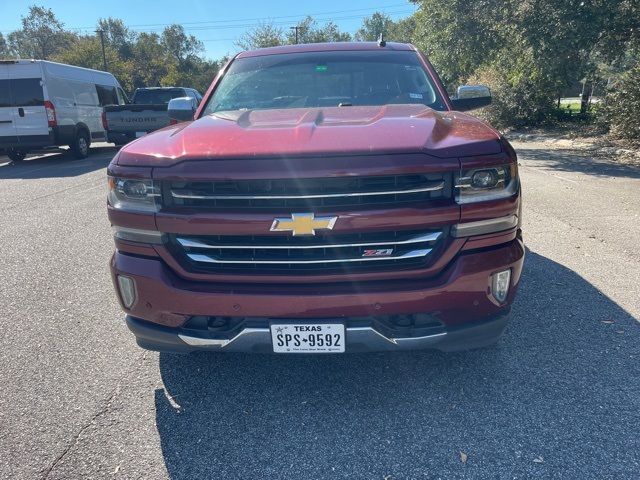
(455, 164, 518, 204)
(107, 176, 160, 212)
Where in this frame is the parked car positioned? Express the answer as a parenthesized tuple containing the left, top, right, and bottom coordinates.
(103, 87, 201, 145)
(0, 59, 126, 161)
(107, 42, 524, 354)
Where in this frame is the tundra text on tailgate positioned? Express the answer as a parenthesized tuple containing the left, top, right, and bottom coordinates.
(107, 42, 524, 354)
(103, 87, 201, 145)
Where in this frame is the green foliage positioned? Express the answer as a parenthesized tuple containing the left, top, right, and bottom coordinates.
(285, 17, 351, 44)
(235, 22, 286, 50)
(412, 1, 506, 88)
(467, 60, 558, 129)
(0, 33, 9, 57)
(235, 18, 352, 51)
(600, 62, 640, 142)
(10, 5, 71, 59)
(387, 16, 417, 44)
(354, 12, 395, 41)
(412, 0, 639, 129)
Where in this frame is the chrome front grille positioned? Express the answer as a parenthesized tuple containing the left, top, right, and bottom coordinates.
(170, 229, 445, 274)
(167, 174, 451, 210)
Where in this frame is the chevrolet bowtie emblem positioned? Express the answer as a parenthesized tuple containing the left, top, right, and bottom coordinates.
(270, 213, 338, 236)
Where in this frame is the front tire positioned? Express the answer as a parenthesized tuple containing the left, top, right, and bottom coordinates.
(7, 149, 28, 162)
(70, 130, 90, 159)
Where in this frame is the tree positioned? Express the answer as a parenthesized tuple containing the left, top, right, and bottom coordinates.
(15, 5, 72, 59)
(286, 17, 351, 44)
(0, 33, 9, 57)
(161, 24, 203, 65)
(354, 12, 395, 41)
(97, 18, 136, 59)
(236, 22, 285, 51)
(131, 32, 170, 89)
(387, 15, 417, 44)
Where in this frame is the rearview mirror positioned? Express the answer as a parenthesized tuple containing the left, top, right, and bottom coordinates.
(450, 85, 492, 111)
(168, 97, 196, 122)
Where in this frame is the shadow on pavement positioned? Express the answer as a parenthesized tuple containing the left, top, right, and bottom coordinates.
(155, 250, 639, 479)
(516, 145, 640, 179)
(0, 146, 118, 179)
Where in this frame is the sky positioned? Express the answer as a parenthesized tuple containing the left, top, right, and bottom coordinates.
(0, 0, 417, 59)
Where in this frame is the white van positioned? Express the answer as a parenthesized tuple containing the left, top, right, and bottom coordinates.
(0, 59, 127, 162)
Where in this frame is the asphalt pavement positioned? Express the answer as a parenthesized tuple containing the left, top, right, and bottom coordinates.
(0, 140, 638, 479)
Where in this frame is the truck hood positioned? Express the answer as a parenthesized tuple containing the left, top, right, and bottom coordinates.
(115, 104, 502, 167)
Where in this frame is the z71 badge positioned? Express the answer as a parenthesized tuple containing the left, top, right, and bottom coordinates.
(362, 249, 394, 257)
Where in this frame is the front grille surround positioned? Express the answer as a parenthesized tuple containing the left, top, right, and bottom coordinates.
(168, 228, 448, 275)
(165, 172, 453, 211)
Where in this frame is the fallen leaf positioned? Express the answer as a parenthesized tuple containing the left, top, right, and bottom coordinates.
(460, 451, 468, 464)
(533, 456, 544, 463)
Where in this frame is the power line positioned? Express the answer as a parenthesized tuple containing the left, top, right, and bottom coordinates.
(0, 3, 415, 34)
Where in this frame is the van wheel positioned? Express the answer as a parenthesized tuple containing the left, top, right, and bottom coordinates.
(7, 149, 28, 162)
(70, 131, 90, 159)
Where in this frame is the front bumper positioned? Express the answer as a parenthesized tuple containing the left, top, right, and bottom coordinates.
(126, 310, 510, 353)
(111, 237, 524, 353)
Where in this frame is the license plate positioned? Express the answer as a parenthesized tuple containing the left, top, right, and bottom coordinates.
(135, 131, 147, 138)
(270, 323, 345, 353)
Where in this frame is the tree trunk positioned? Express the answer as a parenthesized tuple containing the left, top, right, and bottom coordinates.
(580, 80, 591, 114)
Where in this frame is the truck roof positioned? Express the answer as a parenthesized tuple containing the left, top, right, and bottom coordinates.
(236, 41, 416, 59)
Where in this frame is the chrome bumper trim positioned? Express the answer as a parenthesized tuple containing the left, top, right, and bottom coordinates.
(178, 326, 447, 351)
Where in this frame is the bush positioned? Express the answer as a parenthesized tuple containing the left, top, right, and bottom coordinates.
(465, 62, 558, 130)
(600, 63, 640, 143)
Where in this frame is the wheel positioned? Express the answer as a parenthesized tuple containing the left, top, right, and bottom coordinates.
(7, 149, 28, 162)
(70, 130, 90, 159)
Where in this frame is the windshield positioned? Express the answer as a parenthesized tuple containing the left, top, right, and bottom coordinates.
(203, 50, 446, 114)
(133, 89, 187, 105)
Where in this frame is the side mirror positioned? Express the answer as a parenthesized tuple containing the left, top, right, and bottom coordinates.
(450, 85, 492, 111)
(168, 97, 196, 122)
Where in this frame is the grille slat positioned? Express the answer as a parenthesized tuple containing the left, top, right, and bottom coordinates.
(168, 173, 451, 210)
(170, 229, 445, 275)
(176, 231, 441, 250)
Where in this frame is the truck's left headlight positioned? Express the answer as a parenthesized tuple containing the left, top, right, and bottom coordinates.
(108, 177, 160, 212)
(455, 164, 518, 204)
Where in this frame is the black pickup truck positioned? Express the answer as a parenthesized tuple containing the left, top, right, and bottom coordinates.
(103, 87, 202, 145)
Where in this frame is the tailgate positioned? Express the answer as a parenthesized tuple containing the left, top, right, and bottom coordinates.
(105, 104, 169, 133)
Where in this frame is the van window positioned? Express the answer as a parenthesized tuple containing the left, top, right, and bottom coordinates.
(10, 78, 44, 107)
(69, 80, 99, 106)
(95, 84, 118, 106)
(0, 79, 10, 107)
(47, 76, 75, 108)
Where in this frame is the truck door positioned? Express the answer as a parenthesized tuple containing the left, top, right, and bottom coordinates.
(0, 65, 18, 148)
(10, 77, 49, 141)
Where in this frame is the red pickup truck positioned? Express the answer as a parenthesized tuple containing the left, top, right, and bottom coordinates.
(107, 42, 524, 354)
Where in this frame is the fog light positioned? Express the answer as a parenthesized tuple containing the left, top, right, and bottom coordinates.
(117, 275, 136, 309)
(491, 269, 511, 303)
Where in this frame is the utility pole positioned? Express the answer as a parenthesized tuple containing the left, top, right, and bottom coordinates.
(290, 25, 300, 44)
(96, 29, 107, 71)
